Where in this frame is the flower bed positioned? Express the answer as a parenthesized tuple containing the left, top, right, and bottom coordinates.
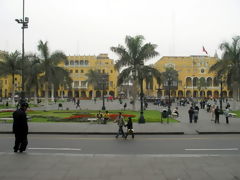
(64, 114, 94, 119)
(108, 114, 136, 120)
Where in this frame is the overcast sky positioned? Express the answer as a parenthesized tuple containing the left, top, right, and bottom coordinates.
(0, 0, 240, 64)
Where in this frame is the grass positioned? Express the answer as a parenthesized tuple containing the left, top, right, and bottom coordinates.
(232, 110, 240, 118)
(0, 109, 178, 123)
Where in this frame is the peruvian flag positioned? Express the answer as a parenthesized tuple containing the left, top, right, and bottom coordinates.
(202, 46, 208, 55)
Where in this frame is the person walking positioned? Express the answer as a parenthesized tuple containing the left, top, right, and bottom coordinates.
(123, 103, 127, 110)
(188, 106, 194, 123)
(12, 102, 29, 153)
(115, 112, 125, 138)
(193, 106, 199, 123)
(215, 106, 220, 123)
(76, 99, 80, 109)
(125, 117, 134, 139)
(224, 106, 230, 124)
(210, 105, 216, 121)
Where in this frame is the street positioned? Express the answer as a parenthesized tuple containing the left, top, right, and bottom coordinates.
(1, 134, 240, 155)
(1, 134, 240, 180)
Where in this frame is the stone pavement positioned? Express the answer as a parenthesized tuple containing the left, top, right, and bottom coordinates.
(0, 152, 240, 180)
(1, 99, 240, 134)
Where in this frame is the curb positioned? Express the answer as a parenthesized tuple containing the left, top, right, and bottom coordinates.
(0, 131, 184, 135)
(196, 131, 240, 134)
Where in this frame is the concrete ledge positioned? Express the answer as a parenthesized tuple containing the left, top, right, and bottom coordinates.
(196, 130, 240, 134)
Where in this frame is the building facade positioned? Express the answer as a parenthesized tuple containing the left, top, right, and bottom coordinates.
(152, 56, 231, 98)
(57, 53, 118, 99)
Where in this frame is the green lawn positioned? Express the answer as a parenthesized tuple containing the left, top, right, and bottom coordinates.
(232, 110, 240, 118)
(0, 109, 178, 123)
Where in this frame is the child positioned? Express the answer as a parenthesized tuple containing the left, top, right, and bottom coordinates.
(125, 117, 134, 139)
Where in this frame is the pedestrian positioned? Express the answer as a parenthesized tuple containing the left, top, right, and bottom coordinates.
(188, 106, 194, 123)
(215, 106, 220, 123)
(193, 106, 199, 123)
(115, 112, 125, 138)
(76, 99, 80, 109)
(125, 117, 134, 139)
(73, 97, 76, 104)
(123, 103, 127, 110)
(210, 105, 216, 121)
(103, 110, 109, 124)
(224, 106, 230, 124)
(94, 97, 97, 104)
(96, 111, 103, 124)
(12, 102, 29, 153)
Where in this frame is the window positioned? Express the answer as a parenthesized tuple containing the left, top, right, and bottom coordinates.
(81, 70, 84, 73)
(74, 81, 79, 88)
(75, 60, 79, 66)
(75, 70, 78, 73)
(81, 81, 87, 87)
(80, 60, 84, 65)
(110, 70, 113, 73)
(65, 61, 69, 66)
(5, 80, 7, 84)
(102, 69, 105, 73)
(70, 61, 74, 65)
(70, 70, 73, 73)
(109, 81, 113, 87)
(85, 60, 89, 65)
(15, 78, 17, 81)
(201, 69, 205, 73)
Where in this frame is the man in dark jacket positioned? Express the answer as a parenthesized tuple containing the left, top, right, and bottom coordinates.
(12, 102, 29, 153)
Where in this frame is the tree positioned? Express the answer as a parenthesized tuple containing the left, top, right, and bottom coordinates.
(0, 51, 21, 104)
(111, 35, 160, 110)
(197, 77, 207, 97)
(24, 54, 42, 104)
(209, 36, 240, 101)
(86, 69, 100, 89)
(37, 40, 71, 107)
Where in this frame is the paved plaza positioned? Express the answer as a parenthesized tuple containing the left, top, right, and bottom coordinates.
(1, 99, 240, 135)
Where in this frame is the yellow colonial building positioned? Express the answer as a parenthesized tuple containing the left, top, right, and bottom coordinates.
(152, 55, 231, 98)
(57, 53, 118, 99)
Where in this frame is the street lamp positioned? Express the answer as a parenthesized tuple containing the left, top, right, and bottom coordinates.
(100, 73, 108, 110)
(15, 0, 29, 103)
(138, 63, 145, 123)
(220, 78, 223, 111)
(168, 76, 172, 108)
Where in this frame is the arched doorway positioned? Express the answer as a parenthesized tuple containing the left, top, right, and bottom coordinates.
(74, 91, 79, 98)
(178, 90, 183, 97)
(207, 91, 212, 98)
(186, 90, 191, 97)
(96, 91, 101, 98)
(68, 91, 73, 98)
(200, 91, 205, 98)
(89, 91, 93, 99)
(229, 91, 233, 98)
(109, 91, 115, 97)
(193, 91, 198, 97)
(214, 91, 219, 98)
(207, 77, 213, 87)
(81, 91, 86, 98)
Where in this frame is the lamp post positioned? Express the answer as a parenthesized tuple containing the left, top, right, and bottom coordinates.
(220, 78, 223, 111)
(138, 63, 145, 123)
(15, 0, 29, 103)
(168, 77, 172, 107)
(101, 73, 107, 110)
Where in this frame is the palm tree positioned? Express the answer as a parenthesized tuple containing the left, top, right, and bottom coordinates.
(86, 69, 100, 89)
(111, 35, 160, 110)
(209, 36, 240, 101)
(197, 77, 207, 97)
(0, 51, 21, 104)
(37, 40, 71, 108)
(24, 54, 42, 104)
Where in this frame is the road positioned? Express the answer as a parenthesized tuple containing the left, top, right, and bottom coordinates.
(1, 134, 240, 155)
(1, 134, 240, 180)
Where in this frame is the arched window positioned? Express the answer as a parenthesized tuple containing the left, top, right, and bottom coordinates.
(213, 77, 219, 86)
(193, 77, 198, 87)
(75, 60, 79, 66)
(207, 77, 213, 87)
(186, 77, 192, 87)
(80, 60, 84, 65)
(85, 60, 89, 66)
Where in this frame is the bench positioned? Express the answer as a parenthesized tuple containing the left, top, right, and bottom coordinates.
(88, 118, 98, 123)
